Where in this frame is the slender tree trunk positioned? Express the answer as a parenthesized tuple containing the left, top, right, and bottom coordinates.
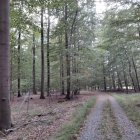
(65, 3, 71, 100)
(112, 72, 116, 90)
(32, 32, 37, 95)
(103, 64, 107, 91)
(76, 42, 80, 94)
(128, 63, 136, 92)
(17, 30, 21, 97)
(47, 7, 50, 97)
(132, 56, 140, 91)
(109, 73, 112, 90)
(127, 59, 136, 92)
(58, 16, 65, 95)
(121, 61, 128, 93)
(0, 0, 11, 130)
(40, 7, 45, 99)
(124, 49, 136, 92)
(60, 49, 65, 95)
(116, 66, 123, 91)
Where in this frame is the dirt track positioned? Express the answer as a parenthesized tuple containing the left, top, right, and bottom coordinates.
(79, 93, 140, 140)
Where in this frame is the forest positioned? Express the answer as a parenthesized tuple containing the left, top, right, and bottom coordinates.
(0, 0, 140, 140)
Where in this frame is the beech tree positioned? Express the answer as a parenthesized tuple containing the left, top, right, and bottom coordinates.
(0, 0, 11, 130)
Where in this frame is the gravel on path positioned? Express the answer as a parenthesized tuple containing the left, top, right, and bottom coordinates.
(109, 96, 140, 140)
(79, 93, 140, 140)
(79, 94, 108, 140)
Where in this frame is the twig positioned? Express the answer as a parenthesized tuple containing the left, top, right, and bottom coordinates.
(5, 119, 49, 134)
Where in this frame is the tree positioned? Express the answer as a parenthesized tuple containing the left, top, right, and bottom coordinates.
(46, 2, 51, 97)
(40, 6, 45, 99)
(0, 0, 11, 130)
(64, 2, 71, 100)
(32, 32, 37, 95)
(17, 29, 21, 97)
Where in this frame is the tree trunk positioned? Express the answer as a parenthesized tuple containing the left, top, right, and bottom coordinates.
(17, 30, 21, 97)
(65, 3, 71, 100)
(124, 49, 136, 92)
(0, 0, 11, 130)
(32, 32, 37, 95)
(103, 64, 107, 91)
(10, 47, 13, 100)
(40, 7, 45, 99)
(116, 66, 123, 91)
(60, 46, 65, 95)
(121, 61, 128, 93)
(112, 72, 116, 90)
(128, 63, 136, 92)
(132, 56, 140, 91)
(47, 6, 50, 97)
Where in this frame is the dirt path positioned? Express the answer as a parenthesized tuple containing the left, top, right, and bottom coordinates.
(79, 93, 140, 140)
(79, 94, 108, 140)
(109, 96, 140, 140)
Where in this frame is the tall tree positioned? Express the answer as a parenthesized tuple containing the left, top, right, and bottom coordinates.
(32, 32, 37, 95)
(17, 30, 21, 97)
(40, 6, 45, 99)
(0, 0, 11, 130)
(65, 2, 71, 100)
(47, 3, 51, 97)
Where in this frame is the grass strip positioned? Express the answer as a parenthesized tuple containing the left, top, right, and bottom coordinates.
(54, 97, 96, 140)
(113, 93, 140, 132)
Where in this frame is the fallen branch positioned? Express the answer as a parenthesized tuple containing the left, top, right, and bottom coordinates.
(5, 119, 49, 134)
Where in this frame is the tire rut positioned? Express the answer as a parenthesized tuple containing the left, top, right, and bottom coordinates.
(79, 93, 140, 140)
(109, 95, 140, 140)
(79, 94, 108, 140)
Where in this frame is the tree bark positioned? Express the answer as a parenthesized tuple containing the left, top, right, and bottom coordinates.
(32, 32, 37, 95)
(0, 0, 11, 130)
(116, 66, 123, 91)
(103, 63, 107, 91)
(40, 7, 45, 99)
(124, 49, 136, 92)
(47, 6, 50, 97)
(65, 3, 71, 100)
(10, 47, 13, 100)
(121, 61, 128, 93)
(112, 72, 116, 90)
(59, 40, 65, 95)
(132, 56, 140, 91)
(17, 30, 21, 97)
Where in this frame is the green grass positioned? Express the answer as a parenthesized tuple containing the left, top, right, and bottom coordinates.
(113, 93, 140, 132)
(53, 97, 96, 140)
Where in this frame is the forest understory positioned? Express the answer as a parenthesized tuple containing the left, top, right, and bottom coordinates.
(0, 0, 140, 140)
(2, 91, 95, 140)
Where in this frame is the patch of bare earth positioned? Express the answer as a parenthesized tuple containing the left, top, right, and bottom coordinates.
(6, 91, 95, 140)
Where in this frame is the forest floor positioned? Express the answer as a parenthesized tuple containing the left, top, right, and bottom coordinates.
(79, 93, 140, 140)
(4, 91, 95, 140)
(2, 91, 140, 140)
